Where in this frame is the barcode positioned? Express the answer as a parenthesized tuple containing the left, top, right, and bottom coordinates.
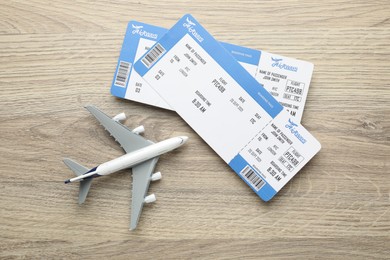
(114, 61, 131, 87)
(240, 166, 265, 191)
(141, 43, 166, 68)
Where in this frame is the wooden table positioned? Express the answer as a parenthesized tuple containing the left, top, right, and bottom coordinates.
(1, 1, 389, 258)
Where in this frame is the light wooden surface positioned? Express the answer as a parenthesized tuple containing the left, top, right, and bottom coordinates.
(1, 1, 389, 259)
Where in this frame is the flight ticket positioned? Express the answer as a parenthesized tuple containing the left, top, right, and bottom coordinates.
(111, 21, 314, 122)
(134, 14, 321, 201)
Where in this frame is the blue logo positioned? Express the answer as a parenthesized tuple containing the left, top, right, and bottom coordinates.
(285, 119, 306, 144)
(271, 57, 298, 72)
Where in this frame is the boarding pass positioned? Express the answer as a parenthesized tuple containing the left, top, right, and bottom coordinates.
(111, 21, 314, 122)
(134, 14, 321, 201)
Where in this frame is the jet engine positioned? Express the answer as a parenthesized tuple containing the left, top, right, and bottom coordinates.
(144, 194, 156, 204)
(151, 172, 162, 181)
(132, 125, 145, 135)
(113, 112, 126, 122)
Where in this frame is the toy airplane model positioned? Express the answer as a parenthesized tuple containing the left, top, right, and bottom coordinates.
(63, 105, 188, 230)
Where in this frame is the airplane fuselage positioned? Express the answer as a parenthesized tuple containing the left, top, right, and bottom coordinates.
(65, 136, 188, 183)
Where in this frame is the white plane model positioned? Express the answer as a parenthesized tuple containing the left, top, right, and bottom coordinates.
(63, 105, 188, 230)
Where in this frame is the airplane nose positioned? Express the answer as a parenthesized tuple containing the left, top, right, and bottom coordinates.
(180, 136, 189, 144)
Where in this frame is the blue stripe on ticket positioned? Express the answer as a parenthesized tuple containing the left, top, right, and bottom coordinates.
(220, 41, 261, 66)
(229, 154, 276, 201)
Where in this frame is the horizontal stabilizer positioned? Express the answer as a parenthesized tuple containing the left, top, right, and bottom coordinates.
(78, 179, 93, 204)
(63, 158, 88, 176)
(63, 158, 93, 204)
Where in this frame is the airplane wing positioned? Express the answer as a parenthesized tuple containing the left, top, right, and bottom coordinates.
(85, 105, 160, 230)
(85, 105, 153, 153)
(130, 157, 159, 230)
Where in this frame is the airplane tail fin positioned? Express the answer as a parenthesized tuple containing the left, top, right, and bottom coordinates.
(63, 158, 93, 204)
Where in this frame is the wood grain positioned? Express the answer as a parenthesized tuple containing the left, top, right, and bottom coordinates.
(0, 0, 389, 259)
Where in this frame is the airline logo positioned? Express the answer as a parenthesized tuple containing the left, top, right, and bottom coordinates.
(131, 24, 158, 39)
(183, 17, 204, 42)
(285, 118, 307, 144)
(271, 57, 298, 72)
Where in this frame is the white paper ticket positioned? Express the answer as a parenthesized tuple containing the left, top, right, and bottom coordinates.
(134, 15, 321, 201)
(111, 21, 314, 122)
